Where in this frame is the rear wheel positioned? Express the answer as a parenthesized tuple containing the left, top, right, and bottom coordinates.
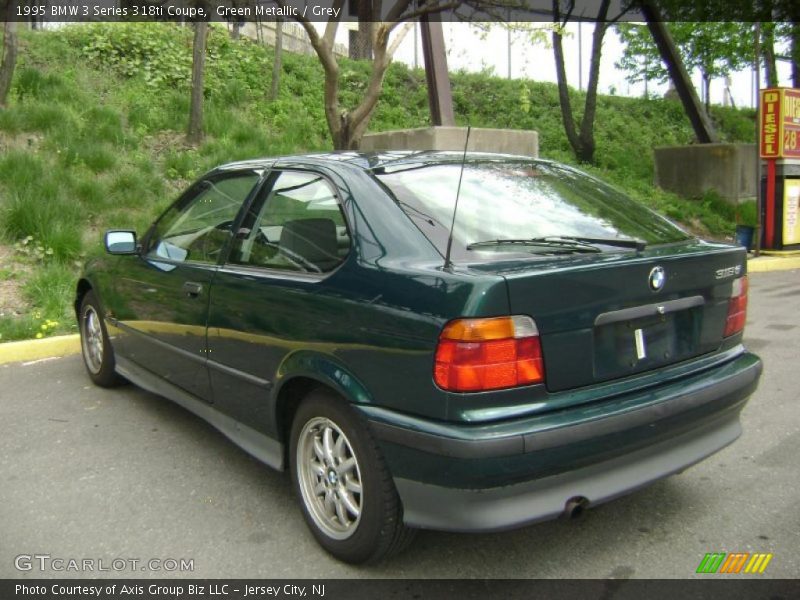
(289, 390, 415, 564)
(79, 291, 123, 387)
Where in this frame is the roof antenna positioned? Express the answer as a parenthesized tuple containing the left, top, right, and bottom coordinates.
(443, 126, 471, 271)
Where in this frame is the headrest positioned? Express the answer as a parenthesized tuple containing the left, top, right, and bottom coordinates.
(279, 218, 340, 272)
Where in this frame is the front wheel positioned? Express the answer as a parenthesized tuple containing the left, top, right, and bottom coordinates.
(79, 291, 123, 387)
(290, 390, 415, 564)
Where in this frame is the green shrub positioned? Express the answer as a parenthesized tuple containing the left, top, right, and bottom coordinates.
(71, 178, 109, 211)
(736, 199, 758, 227)
(0, 151, 46, 194)
(107, 167, 165, 213)
(21, 103, 79, 133)
(163, 149, 201, 180)
(83, 106, 127, 146)
(2, 190, 84, 261)
(23, 263, 78, 321)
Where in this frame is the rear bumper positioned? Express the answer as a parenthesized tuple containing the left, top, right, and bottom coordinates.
(359, 351, 761, 532)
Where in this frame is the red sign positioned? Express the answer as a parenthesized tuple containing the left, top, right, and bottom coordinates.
(782, 89, 800, 159)
(760, 88, 800, 159)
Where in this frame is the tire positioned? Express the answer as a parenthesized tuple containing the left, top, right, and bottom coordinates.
(79, 290, 123, 387)
(289, 390, 415, 564)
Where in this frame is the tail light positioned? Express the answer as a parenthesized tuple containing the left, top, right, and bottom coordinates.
(434, 316, 544, 392)
(723, 275, 748, 337)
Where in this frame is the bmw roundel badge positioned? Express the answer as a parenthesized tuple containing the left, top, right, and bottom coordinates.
(649, 266, 666, 291)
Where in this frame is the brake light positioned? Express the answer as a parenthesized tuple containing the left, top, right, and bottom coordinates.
(434, 316, 544, 392)
(723, 275, 748, 337)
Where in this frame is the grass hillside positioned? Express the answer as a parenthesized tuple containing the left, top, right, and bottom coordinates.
(0, 23, 756, 342)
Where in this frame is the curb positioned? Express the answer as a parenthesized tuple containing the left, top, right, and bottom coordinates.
(747, 255, 800, 273)
(0, 334, 81, 365)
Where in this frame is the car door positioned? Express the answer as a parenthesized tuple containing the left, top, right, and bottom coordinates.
(205, 169, 352, 436)
(113, 169, 264, 401)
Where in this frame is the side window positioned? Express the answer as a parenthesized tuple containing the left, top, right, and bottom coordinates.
(147, 172, 260, 264)
(230, 171, 350, 274)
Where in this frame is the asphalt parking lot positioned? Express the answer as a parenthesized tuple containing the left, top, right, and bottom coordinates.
(1, 269, 798, 579)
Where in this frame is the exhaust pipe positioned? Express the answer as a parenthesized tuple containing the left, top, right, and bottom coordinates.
(562, 496, 589, 520)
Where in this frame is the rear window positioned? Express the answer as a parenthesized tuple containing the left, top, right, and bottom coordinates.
(374, 160, 689, 261)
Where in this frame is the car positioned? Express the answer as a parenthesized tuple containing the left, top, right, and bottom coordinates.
(76, 151, 762, 564)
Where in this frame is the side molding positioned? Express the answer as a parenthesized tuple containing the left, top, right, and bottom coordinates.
(116, 356, 284, 471)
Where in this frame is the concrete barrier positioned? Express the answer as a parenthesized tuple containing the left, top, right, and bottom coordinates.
(360, 126, 539, 157)
(653, 143, 757, 203)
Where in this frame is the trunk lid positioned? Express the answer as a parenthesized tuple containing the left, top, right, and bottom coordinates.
(470, 241, 746, 392)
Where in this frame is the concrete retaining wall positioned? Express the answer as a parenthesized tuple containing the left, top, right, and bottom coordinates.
(653, 143, 757, 203)
(360, 126, 539, 157)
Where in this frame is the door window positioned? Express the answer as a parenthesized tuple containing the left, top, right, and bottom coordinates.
(147, 172, 261, 264)
(229, 171, 350, 274)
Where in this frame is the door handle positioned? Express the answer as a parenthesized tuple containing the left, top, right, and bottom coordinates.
(182, 281, 203, 298)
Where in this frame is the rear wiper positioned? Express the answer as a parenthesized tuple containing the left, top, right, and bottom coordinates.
(534, 236, 647, 251)
(466, 239, 601, 253)
(467, 236, 647, 253)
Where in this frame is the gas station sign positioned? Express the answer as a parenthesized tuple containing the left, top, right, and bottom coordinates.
(760, 88, 800, 158)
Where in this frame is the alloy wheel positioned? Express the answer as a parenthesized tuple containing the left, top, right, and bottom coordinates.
(81, 305, 104, 375)
(296, 416, 363, 540)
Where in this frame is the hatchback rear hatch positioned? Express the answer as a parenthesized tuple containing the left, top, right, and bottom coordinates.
(374, 154, 748, 393)
(483, 243, 746, 391)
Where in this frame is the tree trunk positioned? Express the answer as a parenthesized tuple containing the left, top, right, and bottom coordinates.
(270, 18, 283, 101)
(762, 23, 778, 87)
(552, 0, 610, 164)
(187, 21, 208, 145)
(293, 11, 411, 151)
(331, 55, 392, 150)
(577, 12, 610, 164)
(552, 22, 581, 159)
(702, 72, 711, 112)
(0, 18, 18, 108)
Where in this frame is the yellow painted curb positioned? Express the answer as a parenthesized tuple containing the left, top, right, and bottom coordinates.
(0, 334, 81, 365)
(760, 249, 800, 257)
(748, 255, 800, 273)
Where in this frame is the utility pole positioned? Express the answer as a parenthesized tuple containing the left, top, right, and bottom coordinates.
(578, 21, 583, 91)
(414, 21, 418, 70)
(507, 9, 512, 80)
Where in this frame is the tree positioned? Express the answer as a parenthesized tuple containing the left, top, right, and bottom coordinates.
(552, 0, 630, 164)
(616, 22, 751, 110)
(0, 3, 18, 108)
(187, 19, 209, 144)
(613, 24, 662, 97)
(761, 22, 779, 87)
(278, 0, 438, 150)
(278, 0, 532, 150)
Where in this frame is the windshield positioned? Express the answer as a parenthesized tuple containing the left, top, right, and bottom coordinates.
(374, 160, 690, 261)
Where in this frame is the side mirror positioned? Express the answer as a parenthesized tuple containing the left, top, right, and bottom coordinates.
(105, 230, 138, 255)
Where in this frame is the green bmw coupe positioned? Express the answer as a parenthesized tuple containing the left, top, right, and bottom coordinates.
(76, 152, 761, 563)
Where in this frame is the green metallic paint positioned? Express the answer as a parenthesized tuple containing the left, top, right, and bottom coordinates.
(362, 352, 760, 489)
(78, 153, 762, 522)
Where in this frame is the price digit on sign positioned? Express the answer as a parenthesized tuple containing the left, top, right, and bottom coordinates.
(784, 129, 798, 151)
